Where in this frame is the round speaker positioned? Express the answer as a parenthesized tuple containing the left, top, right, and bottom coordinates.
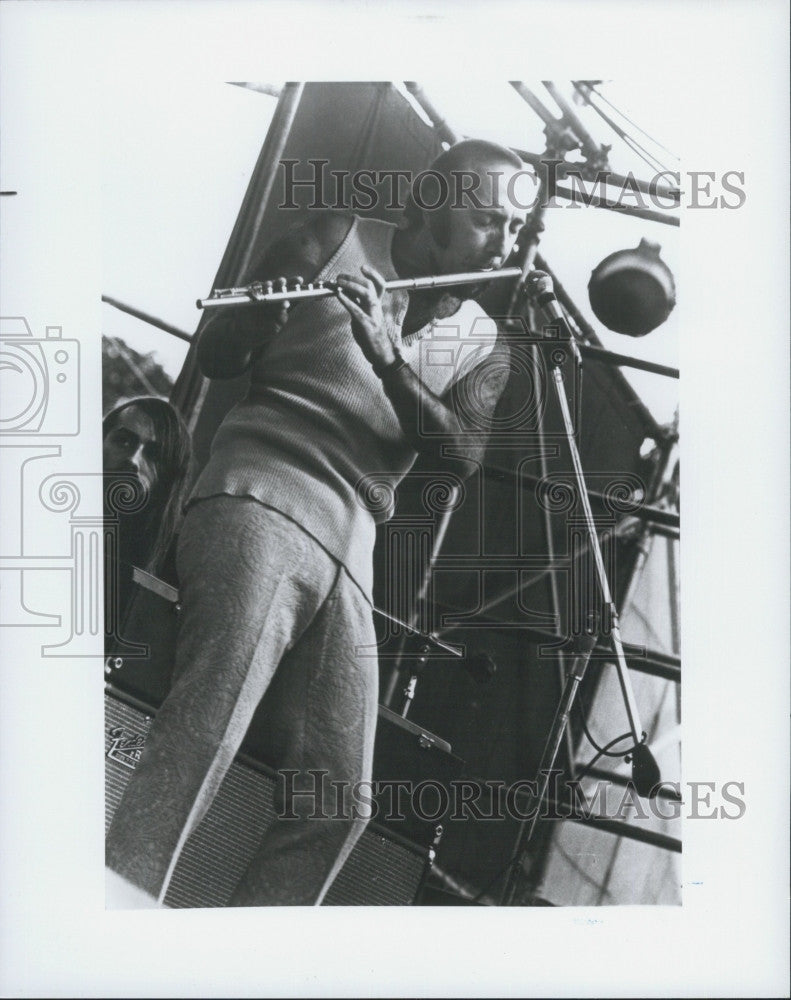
(588, 238, 676, 337)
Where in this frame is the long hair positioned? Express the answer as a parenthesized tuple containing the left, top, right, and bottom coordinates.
(103, 396, 193, 574)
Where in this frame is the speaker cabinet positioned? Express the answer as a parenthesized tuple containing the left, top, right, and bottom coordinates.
(106, 688, 447, 906)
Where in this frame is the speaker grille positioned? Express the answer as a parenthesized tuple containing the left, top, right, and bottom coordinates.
(105, 691, 428, 906)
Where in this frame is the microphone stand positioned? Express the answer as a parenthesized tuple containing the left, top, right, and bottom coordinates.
(381, 485, 461, 712)
(501, 275, 649, 906)
(502, 621, 598, 905)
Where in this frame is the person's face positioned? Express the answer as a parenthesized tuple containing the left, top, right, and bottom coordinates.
(103, 405, 160, 495)
(435, 161, 528, 273)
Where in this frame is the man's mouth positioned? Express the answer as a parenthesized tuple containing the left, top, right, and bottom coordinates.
(113, 467, 151, 494)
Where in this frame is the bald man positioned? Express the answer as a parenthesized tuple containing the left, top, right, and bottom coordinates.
(106, 139, 527, 907)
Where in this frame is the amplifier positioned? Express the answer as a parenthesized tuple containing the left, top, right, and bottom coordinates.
(106, 686, 456, 907)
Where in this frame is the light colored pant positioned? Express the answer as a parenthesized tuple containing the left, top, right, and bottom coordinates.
(105, 496, 379, 905)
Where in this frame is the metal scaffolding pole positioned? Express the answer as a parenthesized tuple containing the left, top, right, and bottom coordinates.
(171, 82, 305, 425)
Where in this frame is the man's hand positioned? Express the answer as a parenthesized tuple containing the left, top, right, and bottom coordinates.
(248, 276, 295, 339)
(196, 213, 354, 380)
(197, 293, 289, 379)
(336, 264, 398, 372)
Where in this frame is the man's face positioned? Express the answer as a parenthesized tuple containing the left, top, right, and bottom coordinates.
(103, 405, 160, 495)
(435, 161, 528, 273)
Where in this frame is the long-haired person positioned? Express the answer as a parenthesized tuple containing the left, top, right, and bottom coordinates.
(102, 395, 192, 618)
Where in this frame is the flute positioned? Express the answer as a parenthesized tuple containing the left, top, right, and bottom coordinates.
(196, 266, 524, 310)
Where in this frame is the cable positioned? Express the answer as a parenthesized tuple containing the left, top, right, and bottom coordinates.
(581, 82, 680, 162)
(594, 108, 667, 175)
(576, 690, 637, 759)
(572, 82, 672, 175)
(581, 82, 676, 175)
(470, 726, 635, 905)
(574, 81, 672, 162)
(575, 731, 636, 783)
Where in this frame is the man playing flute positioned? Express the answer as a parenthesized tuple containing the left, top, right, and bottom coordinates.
(106, 138, 528, 906)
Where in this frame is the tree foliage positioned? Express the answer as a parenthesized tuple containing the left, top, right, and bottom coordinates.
(102, 335, 174, 414)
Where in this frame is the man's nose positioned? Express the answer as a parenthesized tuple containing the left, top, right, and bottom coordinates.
(489, 223, 511, 256)
(128, 442, 146, 470)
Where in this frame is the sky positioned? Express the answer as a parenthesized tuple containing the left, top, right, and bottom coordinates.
(100, 79, 679, 423)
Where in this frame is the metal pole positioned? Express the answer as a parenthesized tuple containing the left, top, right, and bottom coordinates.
(616, 432, 679, 618)
(542, 81, 602, 159)
(550, 363, 643, 746)
(502, 627, 598, 904)
(235, 82, 306, 280)
(512, 148, 680, 204)
(480, 466, 680, 530)
(102, 295, 192, 344)
(509, 82, 560, 129)
(172, 82, 305, 424)
(578, 344, 679, 379)
(582, 765, 682, 802)
(553, 184, 680, 226)
(403, 82, 460, 145)
(517, 173, 577, 782)
(381, 485, 461, 709)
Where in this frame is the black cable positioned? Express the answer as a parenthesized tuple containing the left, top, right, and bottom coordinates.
(574, 730, 636, 784)
(583, 82, 680, 162)
(572, 82, 671, 175)
(470, 727, 634, 905)
(576, 690, 636, 759)
(575, 81, 670, 166)
(471, 678, 654, 904)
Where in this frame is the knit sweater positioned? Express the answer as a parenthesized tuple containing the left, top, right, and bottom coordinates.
(191, 215, 497, 600)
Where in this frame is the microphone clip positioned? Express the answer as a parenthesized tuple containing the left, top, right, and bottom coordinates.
(525, 270, 583, 370)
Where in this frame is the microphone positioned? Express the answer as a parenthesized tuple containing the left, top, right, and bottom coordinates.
(526, 270, 568, 327)
(630, 741, 662, 798)
(525, 270, 582, 365)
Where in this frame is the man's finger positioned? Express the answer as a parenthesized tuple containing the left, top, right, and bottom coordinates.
(337, 288, 367, 319)
(337, 275, 373, 299)
(360, 264, 386, 295)
(337, 278, 377, 311)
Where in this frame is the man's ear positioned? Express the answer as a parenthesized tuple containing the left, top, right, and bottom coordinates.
(425, 204, 450, 249)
